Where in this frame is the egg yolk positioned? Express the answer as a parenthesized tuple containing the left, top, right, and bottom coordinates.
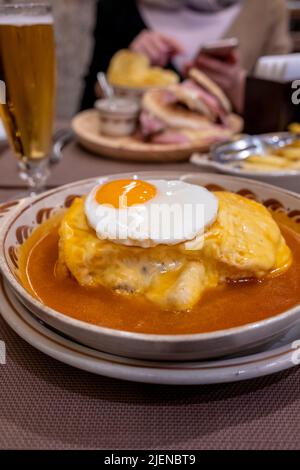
(95, 179, 157, 208)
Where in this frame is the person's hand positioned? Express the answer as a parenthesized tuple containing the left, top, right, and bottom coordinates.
(130, 30, 184, 67)
(192, 51, 247, 114)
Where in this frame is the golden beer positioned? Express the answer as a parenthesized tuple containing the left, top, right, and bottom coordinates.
(0, 13, 56, 162)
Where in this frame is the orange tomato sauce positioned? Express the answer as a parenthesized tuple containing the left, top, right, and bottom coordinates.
(18, 212, 300, 335)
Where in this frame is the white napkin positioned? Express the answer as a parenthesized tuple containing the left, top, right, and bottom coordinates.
(254, 54, 300, 82)
(0, 119, 6, 143)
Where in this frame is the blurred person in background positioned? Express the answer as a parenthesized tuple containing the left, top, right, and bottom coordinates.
(80, 0, 291, 114)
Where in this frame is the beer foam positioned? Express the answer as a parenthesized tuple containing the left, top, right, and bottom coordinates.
(0, 15, 53, 26)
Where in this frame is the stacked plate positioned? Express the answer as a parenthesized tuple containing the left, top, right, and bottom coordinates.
(0, 172, 300, 385)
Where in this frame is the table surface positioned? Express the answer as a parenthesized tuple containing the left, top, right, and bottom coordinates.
(1, 135, 300, 450)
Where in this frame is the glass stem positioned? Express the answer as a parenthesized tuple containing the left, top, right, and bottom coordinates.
(17, 159, 50, 195)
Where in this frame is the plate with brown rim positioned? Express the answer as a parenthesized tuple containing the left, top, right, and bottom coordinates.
(1, 274, 300, 385)
(0, 172, 300, 363)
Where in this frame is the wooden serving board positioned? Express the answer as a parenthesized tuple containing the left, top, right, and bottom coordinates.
(72, 109, 243, 163)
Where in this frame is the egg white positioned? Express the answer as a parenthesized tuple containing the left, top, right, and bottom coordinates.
(85, 180, 219, 247)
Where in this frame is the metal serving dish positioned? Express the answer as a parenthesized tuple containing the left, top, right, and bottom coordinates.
(211, 132, 300, 164)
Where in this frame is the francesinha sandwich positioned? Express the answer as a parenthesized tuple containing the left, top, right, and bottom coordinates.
(57, 179, 292, 311)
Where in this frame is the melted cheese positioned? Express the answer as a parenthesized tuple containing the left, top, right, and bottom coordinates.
(203, 192, 292, 279)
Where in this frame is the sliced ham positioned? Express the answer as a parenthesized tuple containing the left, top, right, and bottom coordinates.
(139, 89, 177, 137)
(139, 110, 165, 137)
(139, 72, 233, 145)
(158, 89, 178, 105)
(181, 80, 228, 125)
(151, 130, 190, 145)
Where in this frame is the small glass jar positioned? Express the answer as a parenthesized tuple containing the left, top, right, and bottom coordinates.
(95, 98, 140, 137)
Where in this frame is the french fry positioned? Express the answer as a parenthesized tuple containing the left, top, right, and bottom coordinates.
(242, 132, 300, 172)
(290, 160, 300, 170)
(275, 147, 300, 161)
(288, 123, 300, 134)
(241, 162, 282, 172)
(246, 154, 288, 168)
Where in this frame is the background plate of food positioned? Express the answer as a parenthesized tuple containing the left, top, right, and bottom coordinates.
(73, 64, 243, 162)
(191, 132, 300, 193)
(0, 172, 300, 363)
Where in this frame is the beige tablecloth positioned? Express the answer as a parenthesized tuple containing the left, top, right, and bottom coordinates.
(1, 136, 300, 450)
(0, 140, 199, 201)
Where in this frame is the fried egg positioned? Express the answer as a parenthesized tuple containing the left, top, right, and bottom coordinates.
(85, 179, 219, 247)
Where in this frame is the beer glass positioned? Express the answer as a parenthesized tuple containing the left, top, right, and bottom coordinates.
(0, 3, 56, 194)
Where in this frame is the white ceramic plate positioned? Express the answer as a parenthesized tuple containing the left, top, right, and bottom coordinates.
(1, 199, 300, 385)
(1, 275, 300, 385)
(190, 153, 300, 193)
